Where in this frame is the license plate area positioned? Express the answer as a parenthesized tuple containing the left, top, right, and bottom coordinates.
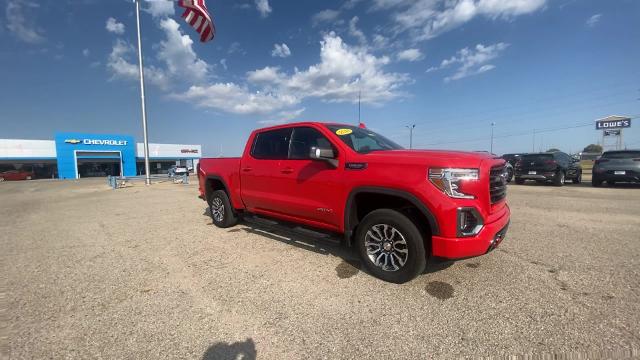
(614, 171, 626, 175)
(528, 171, 537, 175)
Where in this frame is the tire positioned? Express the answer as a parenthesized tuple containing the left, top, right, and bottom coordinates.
(356, 209, 427, 284)
(572, 171, 581, 184)
(592, 177, 602, 187)
(515, 177, 525, 185)
(209, 190, 238, 228)
(506, 168, 514, 183)
(553, 171, 565, 187)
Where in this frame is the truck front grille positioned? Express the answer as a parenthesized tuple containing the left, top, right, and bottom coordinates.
(489, 165, 508, 204)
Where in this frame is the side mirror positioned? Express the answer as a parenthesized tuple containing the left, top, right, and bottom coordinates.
(310, 147, 338, 168)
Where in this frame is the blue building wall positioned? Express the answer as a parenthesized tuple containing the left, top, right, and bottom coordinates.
(54, 132, 136, 179)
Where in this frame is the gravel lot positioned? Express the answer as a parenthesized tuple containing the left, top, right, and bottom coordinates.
(2, 178, 639, 359)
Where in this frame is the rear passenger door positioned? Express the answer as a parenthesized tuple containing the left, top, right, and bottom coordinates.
(240, 128, 292, 213)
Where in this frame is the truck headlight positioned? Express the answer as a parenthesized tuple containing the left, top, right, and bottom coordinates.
(428, 168, 479, 199)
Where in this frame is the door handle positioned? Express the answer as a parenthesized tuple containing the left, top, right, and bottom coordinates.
(242, 167, 253, 172)
(281, 167, 294, 174)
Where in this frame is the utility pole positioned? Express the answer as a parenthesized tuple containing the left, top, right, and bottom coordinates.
(406, 124, 416, 149)
(490, 122, 496, 154)
(532, 128, 536, 153)
(358, 89, 361, 126)
(135, 0, 151, 185)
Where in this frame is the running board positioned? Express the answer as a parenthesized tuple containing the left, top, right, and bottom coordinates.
(242, 214, 342, 246)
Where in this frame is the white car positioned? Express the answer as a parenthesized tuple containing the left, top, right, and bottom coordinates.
(169, 165, 189, 177)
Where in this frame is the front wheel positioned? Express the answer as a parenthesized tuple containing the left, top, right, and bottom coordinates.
(356, 209, 427, 284)
(572, 171, 581, 184)
(553, 171, 565, 187)
(209, 190, 238, 228)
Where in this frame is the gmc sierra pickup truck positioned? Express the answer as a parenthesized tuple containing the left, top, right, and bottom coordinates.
(198, 122, 510, 283)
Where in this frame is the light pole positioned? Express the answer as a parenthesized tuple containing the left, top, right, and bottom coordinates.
(490, 122, 496, 154)
(406, 124, 416, 149)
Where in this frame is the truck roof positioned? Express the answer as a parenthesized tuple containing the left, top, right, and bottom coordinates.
(254, 121, 352, 132)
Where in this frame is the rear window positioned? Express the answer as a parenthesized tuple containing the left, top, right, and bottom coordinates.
(601, 151, 640, 159)
(251, 128, 292, 159)
(522, 154, 553, 161)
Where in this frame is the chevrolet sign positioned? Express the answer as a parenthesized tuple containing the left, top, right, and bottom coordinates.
(65, 138, 128, 146)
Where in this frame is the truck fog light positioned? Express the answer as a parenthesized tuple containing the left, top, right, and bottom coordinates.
(457, 207, 484, 237)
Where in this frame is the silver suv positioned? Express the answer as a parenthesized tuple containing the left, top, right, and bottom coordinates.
(592, 150, 640, 187)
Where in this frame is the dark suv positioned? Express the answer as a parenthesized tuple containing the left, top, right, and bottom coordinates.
(501, 153, 526, 182)
(514, 151, 582, 186)
(592, 150, 640, 187)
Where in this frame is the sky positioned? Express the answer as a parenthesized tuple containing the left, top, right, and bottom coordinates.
(0, 0, 639, 156)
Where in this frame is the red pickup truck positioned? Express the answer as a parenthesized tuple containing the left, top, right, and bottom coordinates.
(198, 122, 510, 283)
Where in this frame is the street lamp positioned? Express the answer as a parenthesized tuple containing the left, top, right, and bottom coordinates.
(490, 122, 496, 154)
(406, 124, 416, 149)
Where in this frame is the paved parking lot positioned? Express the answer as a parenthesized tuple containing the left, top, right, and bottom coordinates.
(1, 179, 639, 359)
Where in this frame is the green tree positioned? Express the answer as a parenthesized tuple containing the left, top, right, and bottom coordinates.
(547, 148, 561, 152)
(582, 144, 603, 153)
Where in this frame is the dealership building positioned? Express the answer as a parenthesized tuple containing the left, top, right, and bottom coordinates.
(0, 132, 201, 179)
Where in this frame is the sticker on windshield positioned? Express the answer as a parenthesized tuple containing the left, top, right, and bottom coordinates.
(336, 128, 353, 136)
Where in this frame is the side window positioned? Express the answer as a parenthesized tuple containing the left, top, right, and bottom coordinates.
(251, 128, 292, 160)
(289, 127, 333, 160)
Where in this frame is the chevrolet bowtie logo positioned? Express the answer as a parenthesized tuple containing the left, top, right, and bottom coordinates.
(65, 139, 81, 144)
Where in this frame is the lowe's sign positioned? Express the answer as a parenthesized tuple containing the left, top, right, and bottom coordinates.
(55, 132, 136, 179)
(595, 117, 631, 130)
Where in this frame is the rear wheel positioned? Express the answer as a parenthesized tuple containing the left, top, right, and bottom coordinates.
(572, 171, 581, 184)
(356, 209, 427, 284)
(515, 177, 525, 185)
(209, 190, 238, 228)
(592, 177, 602, 187)
(553, 171, 565, 187)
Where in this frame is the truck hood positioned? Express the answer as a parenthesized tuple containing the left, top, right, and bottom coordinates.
(362, 149, 496, 163)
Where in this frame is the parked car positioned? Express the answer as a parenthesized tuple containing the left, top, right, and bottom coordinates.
(514, 151, 582, 186)
(168, 165, 189, 177)
(592, 150, 640, 187)
(0, 169, 34, 181)
(501, 153, 525, 182)
(198, 122, 510, 283)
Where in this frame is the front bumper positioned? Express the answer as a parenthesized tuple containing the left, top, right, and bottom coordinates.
(431, 204, 511, 259)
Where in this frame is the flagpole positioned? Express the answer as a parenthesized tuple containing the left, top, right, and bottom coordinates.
(134, 0, 151, 185)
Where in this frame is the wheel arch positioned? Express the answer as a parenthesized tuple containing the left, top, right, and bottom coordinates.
(344, 187, 439, 247)
(204, 175, 231, 203)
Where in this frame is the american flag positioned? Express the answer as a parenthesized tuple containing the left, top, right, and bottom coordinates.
(178, 0, 215, 42)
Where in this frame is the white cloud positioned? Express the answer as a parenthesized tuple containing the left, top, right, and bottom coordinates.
(427, 42, 509, 82)
(586, 13, 601, 27)
(259, 108, 306, 125)
(5, 0, 45, 43)
(173, 33, 408, 115)
(374, 0, 546, 41)
(271, 43, 291, 58)
(312, 9, 341, 26)
(173, 83, 298, 115)
(255, 0, 272, 18)
(156, 18, 209, 81)
(247, 66, 284, 83)
(82, 48, 90, 57)
(348, 16, 367, 45)
(397, 48, 424, 62)
(220, 58, 227, 70)
(106, 17, 125, 35)
(145, 0, 174, 18)
(106, 39, 169, 88)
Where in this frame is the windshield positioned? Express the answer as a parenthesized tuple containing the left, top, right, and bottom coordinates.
(601, 151, 640, 159)
(325, 125, 404, 153)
